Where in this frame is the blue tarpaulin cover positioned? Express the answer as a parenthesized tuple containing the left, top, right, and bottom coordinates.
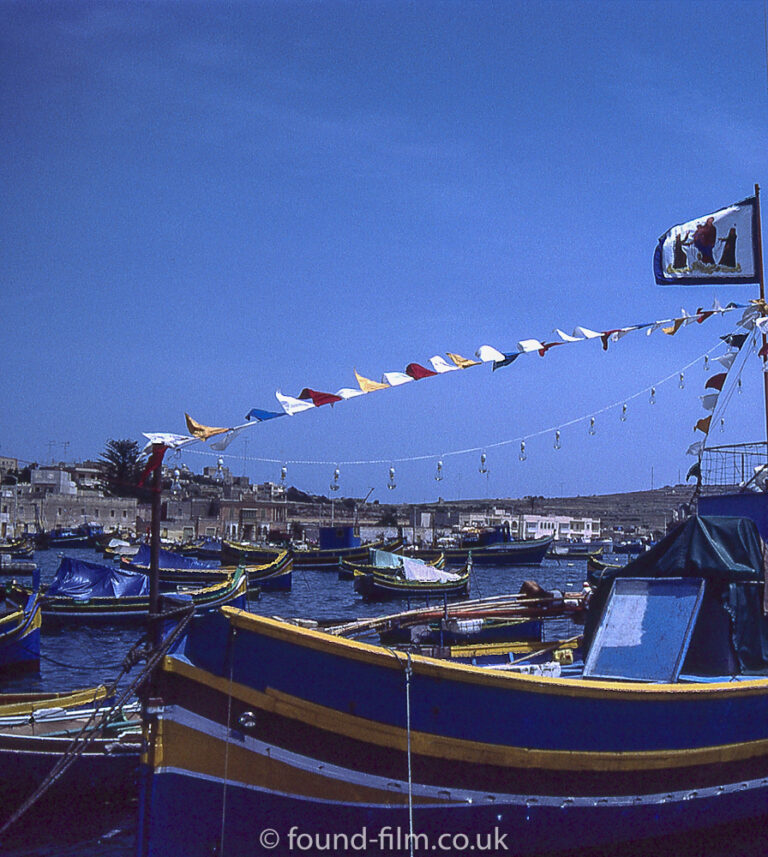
(131, 544, 218, 569)
(48, 556, 150, 599)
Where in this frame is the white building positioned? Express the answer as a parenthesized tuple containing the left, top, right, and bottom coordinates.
(510, 514, 601, 542)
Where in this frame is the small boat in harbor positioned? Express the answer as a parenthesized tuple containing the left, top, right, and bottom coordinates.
(10, 556, 248, 625)
(0, 685, 142, 823)
(352, 554, 471, 601)
(338, 548, 445, 580)
(0, 539, 35, 559)
(138, 513, 768, 856)
(126, 548, 294, 593)
(406, 533, 552, 566)
(0, 580, 41, 675)
(222, 534, 404, 569)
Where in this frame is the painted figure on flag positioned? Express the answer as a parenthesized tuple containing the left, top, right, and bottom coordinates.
(654, 196, 759, 285)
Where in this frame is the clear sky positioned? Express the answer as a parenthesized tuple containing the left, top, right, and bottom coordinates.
(2, 1, 767, 502)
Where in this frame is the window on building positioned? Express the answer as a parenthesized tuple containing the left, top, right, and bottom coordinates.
(123, 511, 127, 518)
(94, 510, 99, 517)
(110, 510, 115, 518)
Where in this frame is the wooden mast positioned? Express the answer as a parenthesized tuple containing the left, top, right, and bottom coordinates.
(755, 184, 768, 446)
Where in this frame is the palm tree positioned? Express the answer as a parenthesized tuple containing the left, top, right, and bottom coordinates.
(99, 439, 143, 497)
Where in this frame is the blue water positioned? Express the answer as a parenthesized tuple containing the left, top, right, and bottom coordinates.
(3, 549, 765, 856)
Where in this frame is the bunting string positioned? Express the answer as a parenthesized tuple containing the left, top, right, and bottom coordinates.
(179, 339, 732, 470)
(145, 300, 753, 452)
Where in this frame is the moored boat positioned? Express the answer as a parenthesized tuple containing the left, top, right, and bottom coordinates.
(0, 581, 41, 675)
(138, 513, 768, 856)
(222, 535, 404, 569)
(10, 556, 248, 625)
(353, 555, 471, 601)
(126, 549, 294, 593)
(406, 534, 552, 566)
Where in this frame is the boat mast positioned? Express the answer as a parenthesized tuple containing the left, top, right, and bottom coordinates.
(755, 184, 768, 447)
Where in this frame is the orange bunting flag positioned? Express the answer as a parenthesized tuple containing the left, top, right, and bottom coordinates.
(694, 415, 712, 435)
(447, 352, 481, 369)
(704, 373, 727, 392)
(354, 369, 389, 392)
(185, 413, 229, 440)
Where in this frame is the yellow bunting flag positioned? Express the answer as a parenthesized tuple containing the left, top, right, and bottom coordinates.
(354, 369, 389, 392)
(662, 318, 685, 336)
(185, 413, 229, 440)
(447, 352, 481, 369)
(694, 415, 712, 435)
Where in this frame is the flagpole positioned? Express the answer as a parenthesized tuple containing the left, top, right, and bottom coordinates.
(755, 184, 768, 447)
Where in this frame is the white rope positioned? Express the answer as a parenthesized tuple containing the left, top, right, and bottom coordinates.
(405, 651, 415, 857)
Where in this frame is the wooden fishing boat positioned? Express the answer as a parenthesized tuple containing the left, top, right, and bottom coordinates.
(328, 585, 588, 649)
(0, 583, 41, 674)
(587, 553, 623, 574)
(406, 534, 552, 566)
(0, 688, 142, 817)
(0, 538, 35, 559)
(138, 514, 768, 856)
(222, 536, 404, 569)
(548, 542, 603, 559)
(338, 549, 445, 580)
(352, 555, 471, 601)
(126, 549, 294, 593)
(10, 556, 248, 625)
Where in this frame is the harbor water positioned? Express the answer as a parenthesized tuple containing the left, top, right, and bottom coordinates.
(3, 548, 767, 856)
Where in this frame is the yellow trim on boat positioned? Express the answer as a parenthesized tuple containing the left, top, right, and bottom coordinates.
(0, 685, 109, 717)
(163, 657, 768, 772)
(221, 608, 768, 700)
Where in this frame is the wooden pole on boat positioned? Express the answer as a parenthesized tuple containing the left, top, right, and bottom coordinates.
(149, 444, 163, 650)
(754, 184, 768, 446)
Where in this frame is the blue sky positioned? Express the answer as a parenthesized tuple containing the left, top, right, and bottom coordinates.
(2, 1, 767, 502)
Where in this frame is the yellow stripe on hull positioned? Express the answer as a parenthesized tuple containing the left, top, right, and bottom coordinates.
(164, 657, 768, 773)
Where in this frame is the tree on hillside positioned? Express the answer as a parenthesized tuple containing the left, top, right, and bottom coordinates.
(99, 439, 144, 497)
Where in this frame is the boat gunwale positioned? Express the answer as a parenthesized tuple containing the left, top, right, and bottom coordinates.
(219, 607, 768, 699)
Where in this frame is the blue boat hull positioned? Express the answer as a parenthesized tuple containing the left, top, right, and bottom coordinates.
(142, 760, 768, 857)
(139, 607, 768, 856)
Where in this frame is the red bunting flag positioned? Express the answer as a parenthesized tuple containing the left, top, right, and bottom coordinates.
(405, 363, 437, 380)
(138, 444, 168, 487)
(298, 388, 343, 407)
(704, 373, 728, 391)
(694, 416, 712, 435)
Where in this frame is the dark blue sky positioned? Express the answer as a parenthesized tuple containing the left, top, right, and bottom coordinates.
(2, 1, 767, 501)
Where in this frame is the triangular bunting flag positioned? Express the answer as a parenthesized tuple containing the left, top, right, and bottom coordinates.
(686, 461, 702, 481)
(405, 363, 437, 379)
(714, 352, 737, 370)
(492, 352, 521, 371)
(429, 356, 459, 373)
(185, 413, 229, 440)
(704, 373, 727, 391)
(518, 339, 545, 353)
(244, 408, 285, 422)
(276, 391, 316, 415)
(700, 393, 719, 412)
(299, 388, 343, 407)
(695, 416, 713, 434)
(447, 352, 481, 368)
(354, 370, 389, 392)
(720, 332, 748, 349)
(662, 318, 685, 336)
(382, 372, 414, 386)
(686, 441, 704, 456)
(475, 345, 506, 362)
